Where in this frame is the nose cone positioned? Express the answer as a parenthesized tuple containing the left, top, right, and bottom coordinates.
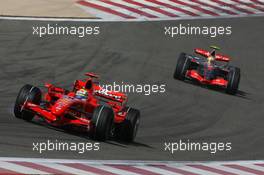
(51, 97, 74, 116)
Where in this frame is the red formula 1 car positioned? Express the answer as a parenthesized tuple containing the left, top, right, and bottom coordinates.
(174, 46, 241, 94)
(14, 73, 140, 142)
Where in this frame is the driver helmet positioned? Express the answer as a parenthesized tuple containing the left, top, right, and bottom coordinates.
(75, 89, 88, 100)
(207, 55, 215, 65)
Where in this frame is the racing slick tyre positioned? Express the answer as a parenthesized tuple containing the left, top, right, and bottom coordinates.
(116, 107, 140, 142)
(174, 52, 190, 80)
(91, 105, 114, 141)
(14, 84, 41, 121)
(226, 67, 240, 95)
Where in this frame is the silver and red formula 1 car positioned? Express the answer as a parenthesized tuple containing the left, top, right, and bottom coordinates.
(174, 46, 241, 94)
(14, 72, 140, 142)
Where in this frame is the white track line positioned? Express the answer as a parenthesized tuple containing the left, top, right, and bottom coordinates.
(199, 0, 247, 14)
(211, 164, 256, 175)
(164, 0, 215, 17)
(77, 4, 125, 20)
(0, 158, 263, 175)
(181, 0, 230, 15)
(157, 0, 211, 17)
(0, 13, 264, 23)
(89, 165, 141, 175)
(77, 0, 264, 19)
(0, 161, 49, 174)
(1, 13, 264, 22)
(246, 164, 264, 172)
(134, 165, 181, 175)
(0, 157, 264, 164)
(131, 0, 189, 17)
(81, 0, 144, 19)
(37, 162, 97, 175)
(108, 0, 169, 18)
(171, 165, 220, 175)
(225, 0, 260, 13)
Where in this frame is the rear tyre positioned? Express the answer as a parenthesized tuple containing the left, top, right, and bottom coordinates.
(116, 107, 140, 142)
(226, 67, 240, 95)
(91, 105, 114, 141)
(14, 84, 41, 121)
(174, 53, 190, 80)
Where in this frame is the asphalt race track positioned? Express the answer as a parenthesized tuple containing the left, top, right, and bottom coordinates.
(0, 17, 263, 161)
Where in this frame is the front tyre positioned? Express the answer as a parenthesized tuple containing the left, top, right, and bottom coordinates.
(174, 53, 190, 80)
(14, 84, 41, 121)
(91, 105, 114, 141)
(117, 107, 140, 142)
(226, 67, 240, 95)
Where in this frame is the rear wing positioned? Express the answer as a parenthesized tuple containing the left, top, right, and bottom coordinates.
(195, 48, 230, 62)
